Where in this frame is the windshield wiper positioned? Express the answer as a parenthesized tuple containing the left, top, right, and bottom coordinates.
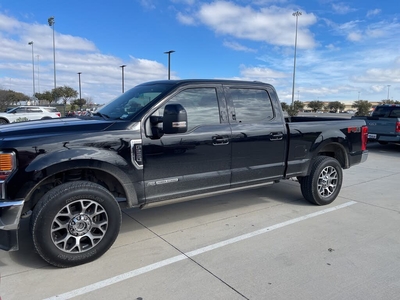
(93, 112, 110, 119)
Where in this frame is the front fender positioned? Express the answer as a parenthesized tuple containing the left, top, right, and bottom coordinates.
(18, 148, 141, 207)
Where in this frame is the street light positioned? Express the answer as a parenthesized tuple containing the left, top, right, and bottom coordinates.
(120, 65, 126, 93)
(36, 55, 40, 93)
(77, 72, 82, 100)
(164, 50, 175, 80)
(291, 11, 302, 108)
(48, 16, 56, 90)
(28, 41, 35, 98)
(387, 85, 391, 100)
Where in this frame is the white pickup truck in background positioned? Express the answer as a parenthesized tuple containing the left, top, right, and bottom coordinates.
(0, 106, 61, 124)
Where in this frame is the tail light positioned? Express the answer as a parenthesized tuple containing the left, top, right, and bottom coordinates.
(56, 112, 61, 117)
(361, 126, 368, 151)
(396, 121, 400, 133)
(0, 152, 16, 180)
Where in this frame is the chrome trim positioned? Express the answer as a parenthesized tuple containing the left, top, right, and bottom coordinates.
(141, 181, 275, 209)
(361, 150, 368, 163)
(130, 139, 143, 170)
(0, 200, 24, 230)
(0, 181, 4, 199)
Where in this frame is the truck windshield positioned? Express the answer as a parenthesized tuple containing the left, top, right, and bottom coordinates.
(96, 82, 172, 120)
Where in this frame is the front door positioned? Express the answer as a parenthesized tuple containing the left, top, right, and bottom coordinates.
(142, 86, 232, 203)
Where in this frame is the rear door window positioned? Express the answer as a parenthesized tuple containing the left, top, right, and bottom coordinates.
(228, 88, 274, 123)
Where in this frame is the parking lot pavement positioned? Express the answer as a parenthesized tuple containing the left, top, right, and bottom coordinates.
(1, 142, 399, 300)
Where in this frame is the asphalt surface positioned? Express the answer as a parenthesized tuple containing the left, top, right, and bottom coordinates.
(1, 141, 399, 300)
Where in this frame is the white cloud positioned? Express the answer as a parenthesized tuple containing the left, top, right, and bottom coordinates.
(331, 3, 356, 15)
(176, 12, 196, 25)
(0, 13, 167, 103)
(178, 1, 317, 49)
(223, 40, 257, 52)
(347, 31, 362, 41)
(367, 9, 381, 17)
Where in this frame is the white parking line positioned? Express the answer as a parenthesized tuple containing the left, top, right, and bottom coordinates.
(45, 201, 357, 300)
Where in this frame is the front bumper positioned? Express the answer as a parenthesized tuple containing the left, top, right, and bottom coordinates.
(0, 200, 24, 251)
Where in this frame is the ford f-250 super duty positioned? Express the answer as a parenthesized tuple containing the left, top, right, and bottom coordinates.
(0, 79, 368, 267)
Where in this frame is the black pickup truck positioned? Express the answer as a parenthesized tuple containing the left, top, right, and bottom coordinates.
(0, 79, 368, 267)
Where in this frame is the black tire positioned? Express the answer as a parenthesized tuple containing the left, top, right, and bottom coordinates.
(0, 118, 9, 124)
(378, 141, 388, 145)
(30, 181, 122, 267)
(300, 156, 343, 206)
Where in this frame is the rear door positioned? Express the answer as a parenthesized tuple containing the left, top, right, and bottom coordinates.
(225, 84, 287, 186)
(142, 85, 232, 202)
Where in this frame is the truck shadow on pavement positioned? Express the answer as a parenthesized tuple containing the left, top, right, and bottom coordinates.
(367, 141, 400, 157)
(119, 180, 307, 234)
(6, 180, 308, 268)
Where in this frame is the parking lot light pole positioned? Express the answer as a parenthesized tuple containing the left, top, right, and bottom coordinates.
(387, 85, 391, 100)
(291, 11, 301, 108)
(77, 72, 82, 100)
(28, 41, 35, 98)
(48, 17, 56, 90)
(164, 50, 175, 80)
(120, 65, 126, 93)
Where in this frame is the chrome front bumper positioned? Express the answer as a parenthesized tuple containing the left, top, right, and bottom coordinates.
(0, 200, 24, 230)
(0, 200, 24, 251)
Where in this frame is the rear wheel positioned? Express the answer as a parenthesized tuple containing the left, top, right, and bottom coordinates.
(30, 181, 122, 267)
(300, 156, 343, 205)
(0, 118, 8, 124)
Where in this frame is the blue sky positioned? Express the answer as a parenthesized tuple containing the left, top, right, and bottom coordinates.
(0, 0, 399, 104)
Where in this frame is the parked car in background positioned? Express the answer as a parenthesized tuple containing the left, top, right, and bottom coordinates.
(0, 106, 61, 124)
(353, 104, 400, 144)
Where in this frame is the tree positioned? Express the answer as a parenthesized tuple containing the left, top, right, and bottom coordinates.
(352, 100, 372, 116)
(380, 99, 400, 105)
(326, 101, 345, 113)
(281, 102, 289, 111)
(307, 100, 325, 112)
(73, 98, 87, 110)
(35, 91, 54, 105)
(286, 100, 304, 117)
(0, 89, 29, 111)
(53, 86, 78, 105)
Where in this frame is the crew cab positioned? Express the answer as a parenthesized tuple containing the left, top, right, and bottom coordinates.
(0, 106, 61, 124)
(353, 104, 400, 144)
(0, 80, 368, 267)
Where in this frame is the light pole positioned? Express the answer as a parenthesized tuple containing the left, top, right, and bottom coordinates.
(358, 91, 360, 100)
(77, 72, 82, 100)
(36, 55, 40, 94)
(164, 50, 175, 80)
(120, 65, 126, 93)
(28, 41, 35, 99)
(48, 16, 56, 90)
(291, 11, 302, 108)
(387, 85, 391, 100)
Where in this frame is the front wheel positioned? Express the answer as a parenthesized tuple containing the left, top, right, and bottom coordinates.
(300, 156, 343, 205)
(30, 181, 122, 267)
(0, 118, 9, 124)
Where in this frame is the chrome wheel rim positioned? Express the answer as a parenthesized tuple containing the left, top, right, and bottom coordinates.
(317, 166, 338, 198)
(51, 199, 108, 253)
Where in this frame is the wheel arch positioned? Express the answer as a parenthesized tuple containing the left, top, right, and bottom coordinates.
(21, 159, 140, 212)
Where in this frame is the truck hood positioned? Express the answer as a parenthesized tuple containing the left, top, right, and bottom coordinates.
(0, 117, 137, 139)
